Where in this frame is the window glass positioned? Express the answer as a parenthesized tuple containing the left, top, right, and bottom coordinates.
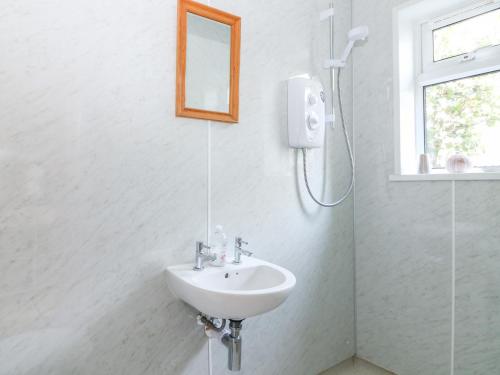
(424, 70, 500, 169)
(433, 8, 500, 61)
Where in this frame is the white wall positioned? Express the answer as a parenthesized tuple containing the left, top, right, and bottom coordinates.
(0, 0, 355, 374)
(353, 1, 500, 374)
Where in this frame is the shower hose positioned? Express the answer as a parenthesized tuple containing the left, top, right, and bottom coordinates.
(301, 68, 355, 207)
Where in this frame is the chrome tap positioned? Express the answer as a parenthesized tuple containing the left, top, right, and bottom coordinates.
(193, 241, 215, 271)
(233, 237, 253, 264)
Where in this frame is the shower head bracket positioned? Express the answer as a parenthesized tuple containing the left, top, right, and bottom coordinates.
(324, 59, 346, 69)
(320, 8, 335, 21)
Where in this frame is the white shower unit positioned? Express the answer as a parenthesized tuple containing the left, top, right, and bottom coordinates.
(287, 76, 326, 149)
(287, 3, 369, 208)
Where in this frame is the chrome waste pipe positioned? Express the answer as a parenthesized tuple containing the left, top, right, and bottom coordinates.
(222, 320, 243, 371)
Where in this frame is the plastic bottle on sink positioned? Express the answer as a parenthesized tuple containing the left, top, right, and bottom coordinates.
(211, 225, 227, 267)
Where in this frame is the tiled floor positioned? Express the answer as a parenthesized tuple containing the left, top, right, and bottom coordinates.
(320, 358, 395, 375)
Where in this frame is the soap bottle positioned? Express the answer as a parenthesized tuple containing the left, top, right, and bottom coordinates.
(211, 225, 227, 267)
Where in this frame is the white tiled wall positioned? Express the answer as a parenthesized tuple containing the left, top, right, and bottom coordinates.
(353, 1, 500, 374)
(0, 0, 355, 374)
(455, 181, 500, 375)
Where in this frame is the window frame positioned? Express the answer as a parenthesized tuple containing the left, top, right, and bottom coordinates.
(415, 1, 500, 168)
(421, 1, 500, 69)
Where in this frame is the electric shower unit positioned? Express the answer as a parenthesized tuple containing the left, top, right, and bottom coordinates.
(288, 3, 369, 208)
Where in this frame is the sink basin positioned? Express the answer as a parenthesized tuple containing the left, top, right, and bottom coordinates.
(166, 257, 296, 320)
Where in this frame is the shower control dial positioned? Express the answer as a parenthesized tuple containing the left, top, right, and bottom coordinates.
(308, 94, 318, 105)
(307, 112, 320, 130)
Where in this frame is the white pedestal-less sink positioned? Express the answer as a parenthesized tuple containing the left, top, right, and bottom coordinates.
(166, 257, 296, 320)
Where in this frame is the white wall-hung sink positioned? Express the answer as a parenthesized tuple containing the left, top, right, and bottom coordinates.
(166, 257, 296, 320)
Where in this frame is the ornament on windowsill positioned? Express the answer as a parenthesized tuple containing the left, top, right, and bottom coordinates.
(418, 154, 431, 174)
(446, 154, 472, 173)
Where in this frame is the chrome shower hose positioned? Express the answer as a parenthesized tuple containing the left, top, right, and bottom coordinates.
(301, 68, 354, 207)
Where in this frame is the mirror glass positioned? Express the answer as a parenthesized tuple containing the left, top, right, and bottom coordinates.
(185, 13, 231, 113)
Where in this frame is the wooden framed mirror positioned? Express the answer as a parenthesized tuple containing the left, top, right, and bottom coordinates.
(176, 0, 241, 123)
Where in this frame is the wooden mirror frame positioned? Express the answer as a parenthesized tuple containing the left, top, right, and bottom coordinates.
(176, 0, 241, 124)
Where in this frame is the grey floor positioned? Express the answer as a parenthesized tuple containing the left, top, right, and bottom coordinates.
(320, 358, 395, 375)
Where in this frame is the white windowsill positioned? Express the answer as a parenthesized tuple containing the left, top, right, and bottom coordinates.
(390, 170, 500, 181)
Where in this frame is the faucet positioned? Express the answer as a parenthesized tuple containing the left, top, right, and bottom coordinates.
(193, 241, 216, 271)
(233, 237, 253, 264)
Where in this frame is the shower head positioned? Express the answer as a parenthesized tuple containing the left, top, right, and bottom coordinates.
(348, 26, 369, 42)
(333, 25, 369, 67)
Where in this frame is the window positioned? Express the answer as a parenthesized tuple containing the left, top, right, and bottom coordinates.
(424, 71, 500, 169)
(419, 2, 500, 171)
(433, 7, 500, 62)
(393, 0, 500, 177)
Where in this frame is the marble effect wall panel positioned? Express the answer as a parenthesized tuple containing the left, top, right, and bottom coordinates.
(353, 1, 500, 374)
(0, 0, 355, 374)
